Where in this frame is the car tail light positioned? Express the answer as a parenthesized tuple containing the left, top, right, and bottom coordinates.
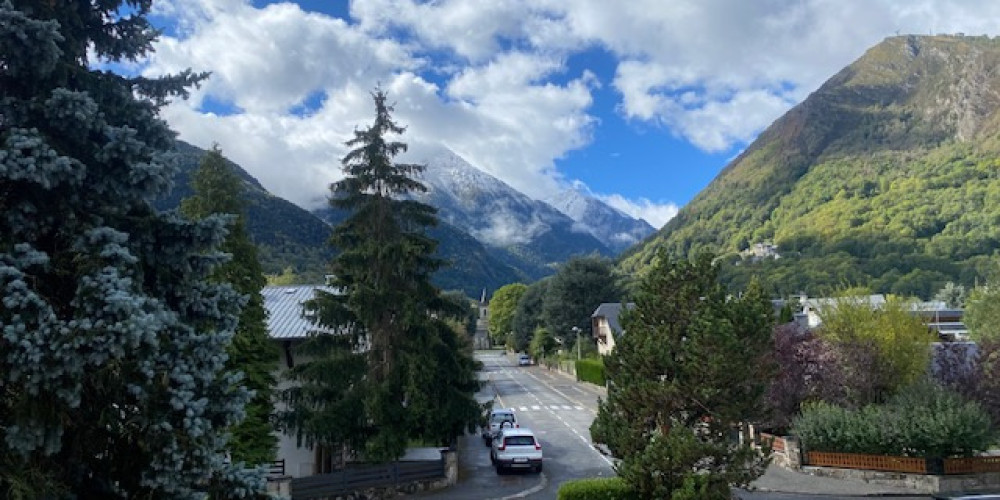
(498, 443, 506, 451)
(515, 423, 519, 428)
(535, 442, 542, 451)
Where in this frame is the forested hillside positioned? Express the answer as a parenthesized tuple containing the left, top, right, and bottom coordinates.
(622, 35, 1000, 298)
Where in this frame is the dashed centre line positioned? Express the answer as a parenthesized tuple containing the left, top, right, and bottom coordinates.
(493, 365, 614, 468)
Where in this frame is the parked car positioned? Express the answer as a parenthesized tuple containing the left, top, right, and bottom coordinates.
(490, 427, 543, 474)
(933, 495, 1000, 500)
(481, 408, 517, 445)
(517, 353, 532, 366)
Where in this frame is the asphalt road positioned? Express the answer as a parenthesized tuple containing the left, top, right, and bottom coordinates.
(417, 351, 937, 500)
(415, 351, 615, 499)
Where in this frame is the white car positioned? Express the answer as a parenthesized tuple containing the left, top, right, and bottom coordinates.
(481, 408, 518, 445)
(517, 354, 532, 366)
(490, 427, 543, 474)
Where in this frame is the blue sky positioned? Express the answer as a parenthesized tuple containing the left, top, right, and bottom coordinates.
(142, 0, 1000, 228)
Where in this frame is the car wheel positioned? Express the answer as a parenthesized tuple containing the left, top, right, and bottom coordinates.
(535, 463, 543, 473)
(495, 464, 504, 475)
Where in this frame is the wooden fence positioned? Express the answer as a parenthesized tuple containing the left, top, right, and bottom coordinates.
(290, 459, 445, 500)
(806, 451, 927, 473)
(805, 451, 1000, 475)
(943, 456, 1000, 474)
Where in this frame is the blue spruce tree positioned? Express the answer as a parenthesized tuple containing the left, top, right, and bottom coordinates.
(0, 1, 264, 497)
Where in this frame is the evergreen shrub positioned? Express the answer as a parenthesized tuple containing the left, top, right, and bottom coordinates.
(575, 358, 605, 386)
(556, 477, 633, 500)
(794, 381, 995, 457)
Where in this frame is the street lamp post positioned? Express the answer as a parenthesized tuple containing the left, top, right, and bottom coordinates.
(571, 326, 582, 360)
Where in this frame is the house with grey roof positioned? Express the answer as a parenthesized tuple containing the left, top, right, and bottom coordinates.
(262, 285, 337, 477)
(591, 302, 635, 356)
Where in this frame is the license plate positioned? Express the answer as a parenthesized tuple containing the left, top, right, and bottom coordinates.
(514, 458, 527, 463)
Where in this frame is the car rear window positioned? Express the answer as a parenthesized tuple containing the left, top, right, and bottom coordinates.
(492, 414, 515, 424)
(504, 436, 535, 446)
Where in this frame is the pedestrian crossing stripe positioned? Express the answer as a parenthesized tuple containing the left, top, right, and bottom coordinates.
(516, 405, 586, 412)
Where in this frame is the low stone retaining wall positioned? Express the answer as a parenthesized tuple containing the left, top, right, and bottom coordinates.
(803, 465, 1000, 494)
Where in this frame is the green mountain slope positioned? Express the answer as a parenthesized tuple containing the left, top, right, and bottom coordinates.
(157, 142, 526, 296)
(622, 35, 1000, 298)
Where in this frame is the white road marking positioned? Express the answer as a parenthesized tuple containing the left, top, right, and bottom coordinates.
(498, 365, 615, 468)
(487, 472, 548, 500)
(531, 405, 540, 410)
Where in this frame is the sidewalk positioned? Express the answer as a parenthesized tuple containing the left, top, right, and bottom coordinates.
(532, 354, 924, 497)
(750, 463, 922, 497)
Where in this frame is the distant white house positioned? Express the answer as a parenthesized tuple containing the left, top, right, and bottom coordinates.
(262, 285, 337, 478)
(798, 294, 887, 329)
(794, 294, 967, 339)
(591, 302, 635, 356)
(741, 241, 781, 261)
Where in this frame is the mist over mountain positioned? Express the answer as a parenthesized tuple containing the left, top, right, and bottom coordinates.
(158, 141, 527, 296)
(407, 147, 614, 268)
(544, 185, 655, 253)
(622, 35, 1000, 299)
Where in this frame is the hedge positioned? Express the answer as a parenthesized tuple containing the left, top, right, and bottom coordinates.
(557, 477, 633, 500)
(793, 380, 995, 458)
(575, 358, 605, 386)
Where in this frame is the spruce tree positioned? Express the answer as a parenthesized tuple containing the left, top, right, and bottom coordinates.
(0, 1, 262, 498)
(181, 145, 279, 466)
(591, 252, 773, 500)
(279, 89, 480, 467)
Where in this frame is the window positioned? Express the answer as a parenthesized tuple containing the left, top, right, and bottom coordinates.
(504, 436, 535, 446)
(492, 414, 515, 424)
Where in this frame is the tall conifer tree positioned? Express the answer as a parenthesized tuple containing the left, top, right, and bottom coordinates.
(0, 1, 262, 497)
(591, 252, 773, 499)
(279, 89, 480, 468)
(181, 146, 279, 466)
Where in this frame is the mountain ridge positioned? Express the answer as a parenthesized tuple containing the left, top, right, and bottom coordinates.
(622, 34, 1000, 299)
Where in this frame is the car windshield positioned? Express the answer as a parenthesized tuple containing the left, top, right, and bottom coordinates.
(504, 436, 535, 446)
(492, 414, 515, 424)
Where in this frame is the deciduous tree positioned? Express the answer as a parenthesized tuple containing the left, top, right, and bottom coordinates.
(816, 294, 935, 404)
(511, 279, 549, 351)
(488, 283, 527, 346)
(965, 282, 1000, 342)
(0, 1, 261, 497)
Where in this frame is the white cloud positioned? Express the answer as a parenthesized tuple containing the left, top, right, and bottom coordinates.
(145, 0, 596, 209)
(598, 193, 679, 229)
(143, 0, 1000, 227)
(471, 212, 547, 246)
